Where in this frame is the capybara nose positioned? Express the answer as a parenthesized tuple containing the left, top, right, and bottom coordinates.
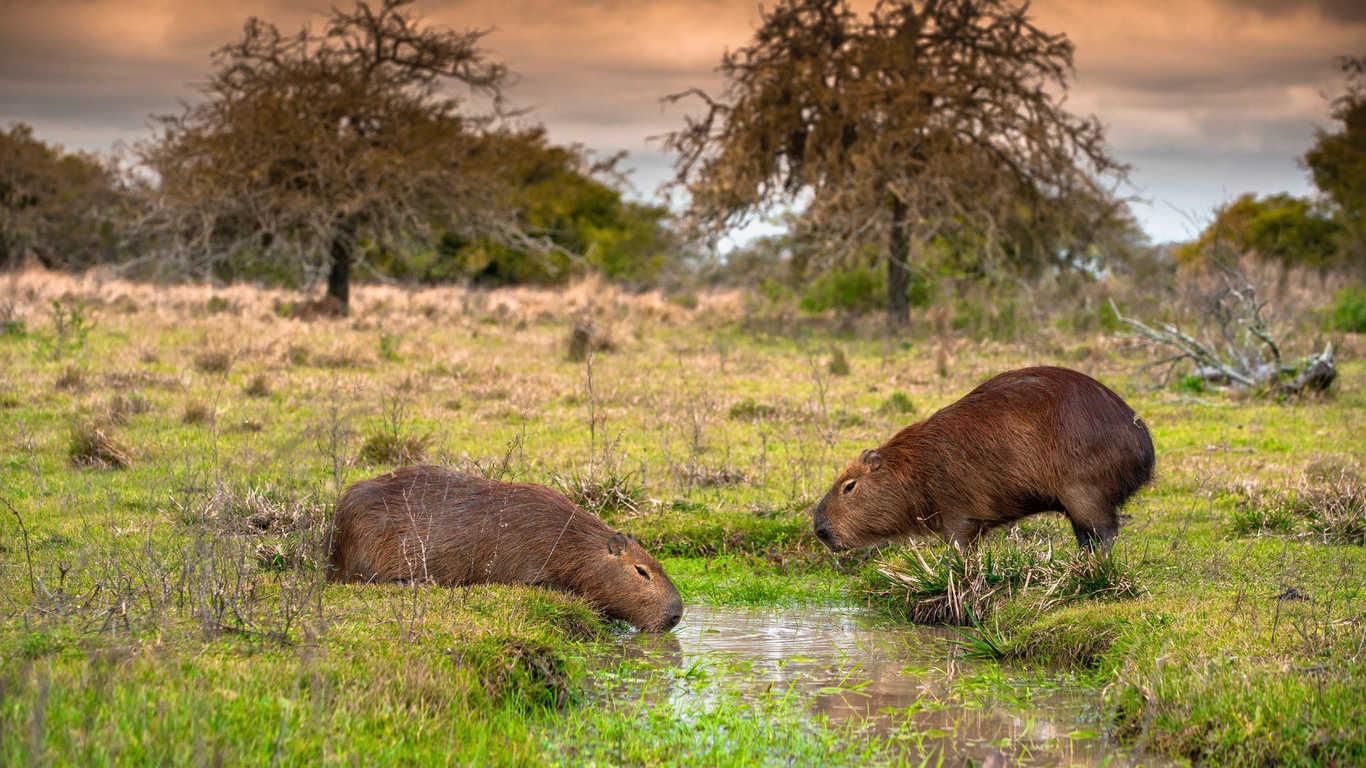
(664, 611, 682, 631)
(814, 522, 832, 543)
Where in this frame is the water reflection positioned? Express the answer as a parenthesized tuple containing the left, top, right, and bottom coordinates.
(595, 605, 1173, 768)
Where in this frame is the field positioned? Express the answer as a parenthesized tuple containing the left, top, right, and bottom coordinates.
(1, 266, 1364, 766)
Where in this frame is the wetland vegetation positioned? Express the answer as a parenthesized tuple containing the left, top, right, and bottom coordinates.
(1, 265, 1363, 766)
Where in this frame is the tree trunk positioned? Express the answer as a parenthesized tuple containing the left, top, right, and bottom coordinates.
(887, 195, 911, 330)
(326, 222, 354, 316)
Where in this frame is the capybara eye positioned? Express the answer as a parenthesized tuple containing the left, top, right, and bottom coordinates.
(842, 480, 857, 494)
(635, 565, 651, 580)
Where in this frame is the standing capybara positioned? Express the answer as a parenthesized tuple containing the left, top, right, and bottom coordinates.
(325, 466, 683, 632)
(813, 366, 1154, 553)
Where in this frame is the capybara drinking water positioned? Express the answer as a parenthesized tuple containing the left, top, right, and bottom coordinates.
(813, 366, 1154, 553)
(326, 466, 684, 632)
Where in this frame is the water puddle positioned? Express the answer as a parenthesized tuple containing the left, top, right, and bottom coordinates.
(588, 604, 1175, 767)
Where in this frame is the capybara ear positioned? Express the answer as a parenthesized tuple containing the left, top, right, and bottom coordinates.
(860, 449, 883, 471)
(607, 531, 629, 556)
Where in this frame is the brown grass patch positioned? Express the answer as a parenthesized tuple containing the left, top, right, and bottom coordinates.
(68, 420, 133, 469)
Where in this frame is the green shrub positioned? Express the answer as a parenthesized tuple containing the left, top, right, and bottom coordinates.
(728, 397, 778, 421)
(800, 267, 884, 314)
(1327, 287, 1366, 333)
(878, 390, 916, 416)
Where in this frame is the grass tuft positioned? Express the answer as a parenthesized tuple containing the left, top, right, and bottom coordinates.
(193, 346, 234, 374)
(870, 538, 1142, 625)
(243, 372, 271, 398)
(53, 364, 85, 392)
(555, 468, 643, 517)
(68, 419, 133, 469)
(182, 400, 213, 425)
(359, 430, 431, 466)
(877, 389, 916, 416)
(827, 346, 851, 376)
(1228, 462, 1366, 545)
(728, 397, 778, 421)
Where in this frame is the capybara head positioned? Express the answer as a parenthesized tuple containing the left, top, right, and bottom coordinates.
(813, 448, 910, 552)
(590, 531, 683, 632)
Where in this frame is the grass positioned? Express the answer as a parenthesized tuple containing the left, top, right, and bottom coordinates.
(0, 266, 1364, 765)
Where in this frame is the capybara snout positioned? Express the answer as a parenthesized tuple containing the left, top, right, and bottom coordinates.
(326, 466, 683, 632)
(815, 366, 1154, 553)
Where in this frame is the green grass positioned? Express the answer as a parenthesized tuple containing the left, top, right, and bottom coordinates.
(1, 272, 1364, 765)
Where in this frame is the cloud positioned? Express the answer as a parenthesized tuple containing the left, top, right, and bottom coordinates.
(1, 0, 1363, 240)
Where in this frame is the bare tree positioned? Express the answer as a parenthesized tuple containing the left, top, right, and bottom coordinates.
(661, 0, 1126, 327)
(138, 0, 534, 313)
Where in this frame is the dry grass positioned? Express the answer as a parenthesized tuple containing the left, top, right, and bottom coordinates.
(68, 419, 133, 469)
(244, 372, 272, 398)
(183, 400, 213, 425)
(193, 346, 235, 374)
(1229, 458, 1366, 545)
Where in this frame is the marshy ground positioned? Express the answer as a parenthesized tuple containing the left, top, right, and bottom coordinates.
(1, 267, 1363, 766)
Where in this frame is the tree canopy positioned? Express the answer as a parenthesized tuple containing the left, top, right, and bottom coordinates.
(0, 123, 124, 270)
(662, 0, 1126, 326)
(138, 0, 526, 312)
(1304, 55, 1366, 268)
(1176, 193, 1342, 272)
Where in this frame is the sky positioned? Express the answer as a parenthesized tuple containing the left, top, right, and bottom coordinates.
(2, 0, 1363, 244)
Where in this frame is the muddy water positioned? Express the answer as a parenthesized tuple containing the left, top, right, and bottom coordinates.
(597, 604, 1175, 767)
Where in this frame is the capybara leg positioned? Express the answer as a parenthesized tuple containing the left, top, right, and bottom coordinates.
(1062, 493, 1119, 553)
(947, 521, 985, 552)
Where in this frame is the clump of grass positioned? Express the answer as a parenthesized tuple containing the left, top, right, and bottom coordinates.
(944, 609, 1007, 659)
(205, 296, 234, 315)
(68, 419, 133, 469)
(195, 482, 302, 534)
(243, 372, 271, 398)
(556, 468, 643, 517)
(878, 390, 916, 416)
(827, 347, 851, 376)
(728, 397, 778, 421)
(566, 320, 613, 361)
(182, 400, 214, 425)
(53, 364, 85, 392)
(105, 392, 152, 424)
(1039, 549, 1143, 608)
(312, 344, 367, 369)
(378, 331, 403, 362)
(193, 347, 234, 374)
(1227, 462, 1365, 545)
(871, 539, 1142, 625)
(873, 545, 1023, 625)
(359, 431, 431, 465)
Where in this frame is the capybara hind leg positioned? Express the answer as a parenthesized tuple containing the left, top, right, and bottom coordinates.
(1061, 493, 1119, 553)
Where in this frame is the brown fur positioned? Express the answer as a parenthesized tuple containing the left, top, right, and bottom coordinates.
(325, 466, 684, 632)
(813, 366, 1155, 552)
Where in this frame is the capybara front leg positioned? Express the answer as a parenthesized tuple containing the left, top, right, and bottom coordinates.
(946, 521, 985, 552)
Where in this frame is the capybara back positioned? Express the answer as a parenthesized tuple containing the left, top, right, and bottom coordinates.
(326, 466, 683, 632)
(813, 366, 1154, 552)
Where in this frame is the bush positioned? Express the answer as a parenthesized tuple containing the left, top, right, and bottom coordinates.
(878, 390, 916, 416)
(800, 267, 885, 314)
(1327, 287, 1366, 333)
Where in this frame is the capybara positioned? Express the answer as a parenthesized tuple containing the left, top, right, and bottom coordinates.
(813, 366, 1154, 553)
(326, 466, 683, 632)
